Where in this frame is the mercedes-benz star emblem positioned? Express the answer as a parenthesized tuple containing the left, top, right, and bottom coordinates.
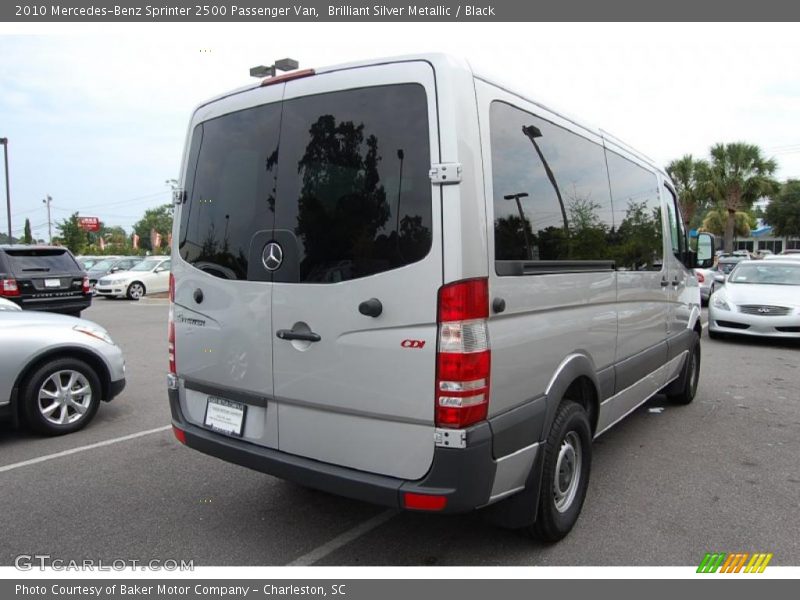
(262, 242, 284, 271)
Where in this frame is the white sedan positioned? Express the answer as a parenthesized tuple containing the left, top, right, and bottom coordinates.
(708, 260, 800, 339)
(95, 258, 171, 300)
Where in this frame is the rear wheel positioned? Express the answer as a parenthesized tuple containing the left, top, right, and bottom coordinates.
(126, 281, 145, 301)
(21, 358, 102, 436)
(530, 400, 592, 542)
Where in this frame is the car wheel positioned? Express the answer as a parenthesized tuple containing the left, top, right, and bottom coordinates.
(667, 332, 700, 405)
(126, 281, 145, 301)
(529, 400, 592, 543)
(21, 358, 102, 436)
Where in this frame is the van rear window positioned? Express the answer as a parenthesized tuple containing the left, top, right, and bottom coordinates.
(179, 83, 433, 283)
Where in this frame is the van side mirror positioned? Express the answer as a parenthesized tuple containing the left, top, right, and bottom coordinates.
(696, 233, 715, 269)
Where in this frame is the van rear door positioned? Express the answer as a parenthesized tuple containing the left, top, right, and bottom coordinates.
(270, 63, 441, 480)
(174, 82, 284, 449)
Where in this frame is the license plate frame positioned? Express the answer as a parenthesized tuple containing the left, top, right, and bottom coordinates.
(203, 396, 247, 438)
(44, 278, 61, 288)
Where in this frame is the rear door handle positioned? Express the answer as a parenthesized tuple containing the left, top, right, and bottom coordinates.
(660, 278, 670, 287)
(276, 329, 321, 342)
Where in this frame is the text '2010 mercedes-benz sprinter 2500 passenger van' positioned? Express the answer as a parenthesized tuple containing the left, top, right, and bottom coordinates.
(168, 54, 715, 541)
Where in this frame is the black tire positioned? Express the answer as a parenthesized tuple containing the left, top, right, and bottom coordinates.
(530, 400, 592, 543)
(667, 332, 701, 405)
(126, 281, 145, 301)
(21, 358, 102, 436)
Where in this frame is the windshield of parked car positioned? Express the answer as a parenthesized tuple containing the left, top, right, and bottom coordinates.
(130, 260, 162, 272)
(90, 259, 115, 271)
(729, 263, 800, 286)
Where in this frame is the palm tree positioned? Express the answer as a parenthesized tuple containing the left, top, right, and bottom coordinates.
(697, 143, 779, 253)
(699, 208, 753, 238)
(666, 155, 709, 228)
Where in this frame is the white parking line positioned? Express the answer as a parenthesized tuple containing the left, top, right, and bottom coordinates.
(287, 509, 398, 566)
(0, 425, 171, 474)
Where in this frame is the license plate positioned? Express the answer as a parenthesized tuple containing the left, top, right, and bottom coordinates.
(204, 397, 246, 437)
(44, 278, 60, 288)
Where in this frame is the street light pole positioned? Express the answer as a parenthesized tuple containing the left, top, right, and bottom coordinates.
(0, 137, 11, 240)
(43, 195, 53, 244)
(504, 192, 533, 260)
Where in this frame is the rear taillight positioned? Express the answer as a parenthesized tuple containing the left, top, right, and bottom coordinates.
(82, 275, 91, 294)
(696, 272, 705, 283)
(435, 278, 491, 429)
(168, 316, 176, 375)
(0, 278, 20, 297)
(168, 273, 176, 374)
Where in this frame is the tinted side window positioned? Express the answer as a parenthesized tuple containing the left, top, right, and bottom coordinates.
(490, 102, 615, 269)
(605, 151, 663, 271)
(179, 103, 281, 280)
(274, 84, 432, 283)
(664, 185, 685, 257)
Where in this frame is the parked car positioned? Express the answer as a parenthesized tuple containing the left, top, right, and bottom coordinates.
(764, 253, 800, 261)
(709, 260, 800, 339)
(0, 297, 21, 311)
(168, 54, 713, 542)
(0, 310, 126, 435)
(710, 255, 751, 296)
(86, 256, 145, 291)
(95, 257, 171, 300)
(694, 268, 714, 304)
(0, 245, 92, 316)
(76, 256, 105, 270)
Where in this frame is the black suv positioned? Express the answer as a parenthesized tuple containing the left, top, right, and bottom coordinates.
(0, 245, 92, 316)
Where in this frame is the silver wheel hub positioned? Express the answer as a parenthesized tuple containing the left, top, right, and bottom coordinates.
(553, 431, 582, 513)
(38, 370, 92, 426)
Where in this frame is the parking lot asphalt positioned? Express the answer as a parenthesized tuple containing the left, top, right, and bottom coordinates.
(1, 298, 799, 566)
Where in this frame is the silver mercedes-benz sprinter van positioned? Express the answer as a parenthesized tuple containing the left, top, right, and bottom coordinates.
(168, 54, 714, 541)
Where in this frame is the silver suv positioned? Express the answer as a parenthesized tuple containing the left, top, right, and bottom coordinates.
(168, 54, 712, 541)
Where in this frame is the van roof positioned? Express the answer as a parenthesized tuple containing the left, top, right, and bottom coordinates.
(195, 52, 666, 177)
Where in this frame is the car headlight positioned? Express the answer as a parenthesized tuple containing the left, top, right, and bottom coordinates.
(74, 325, 115, 345)
(711, 294, 731, 311)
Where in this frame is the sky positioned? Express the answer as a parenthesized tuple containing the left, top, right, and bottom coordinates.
(1, 22, 799, 243)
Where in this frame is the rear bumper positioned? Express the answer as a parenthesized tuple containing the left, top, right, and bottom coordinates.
(169, 388, 514, 513)
(13, 295, 92, 313)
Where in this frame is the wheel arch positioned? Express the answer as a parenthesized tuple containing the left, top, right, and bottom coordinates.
(11, 348, 113, 420)
(543, 353, 601, 438)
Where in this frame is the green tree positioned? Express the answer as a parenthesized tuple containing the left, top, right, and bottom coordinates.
(764, 179, 800, 237)
(666, 154, 710, 229)
(133, 204, 173, 253)
(697, 143, 779, 253)
(23, 218, 33, 244)
(700, 208, 752, 238)
(56, 212, 89, 255)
